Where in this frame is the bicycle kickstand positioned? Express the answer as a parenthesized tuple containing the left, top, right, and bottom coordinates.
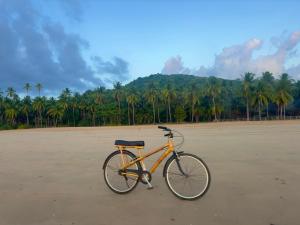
(143, 174, 153, 190)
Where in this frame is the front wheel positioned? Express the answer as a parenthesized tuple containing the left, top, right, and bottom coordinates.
(165, 153, 211, 200)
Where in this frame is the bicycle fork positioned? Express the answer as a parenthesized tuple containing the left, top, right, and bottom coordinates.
(174, 152, 188, 177)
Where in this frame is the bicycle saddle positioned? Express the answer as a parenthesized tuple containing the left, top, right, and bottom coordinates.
(115, 140, 145, 147)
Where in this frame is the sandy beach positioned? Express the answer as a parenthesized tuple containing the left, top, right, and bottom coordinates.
(0, 120, 300, 225)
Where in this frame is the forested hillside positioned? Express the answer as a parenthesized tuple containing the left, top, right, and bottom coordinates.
(1, 72, 300, 129)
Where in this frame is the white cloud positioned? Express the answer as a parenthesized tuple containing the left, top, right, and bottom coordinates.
(162, 31, 300, 79)
(161, 55, 190, 75)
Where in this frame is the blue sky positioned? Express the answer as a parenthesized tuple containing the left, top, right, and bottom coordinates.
(1, 0, 300, 94)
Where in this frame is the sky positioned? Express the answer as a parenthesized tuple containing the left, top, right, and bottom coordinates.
(0, 0, 300, 95)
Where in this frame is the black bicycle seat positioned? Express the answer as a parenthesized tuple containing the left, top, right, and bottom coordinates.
(115, 140, 145, 147)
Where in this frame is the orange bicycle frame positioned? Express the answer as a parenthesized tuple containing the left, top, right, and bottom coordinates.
(117, 138, 175, 174)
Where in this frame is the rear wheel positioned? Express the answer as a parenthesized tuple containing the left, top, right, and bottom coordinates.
(103, 150, 142, 194)
(165, 153, 210, 200)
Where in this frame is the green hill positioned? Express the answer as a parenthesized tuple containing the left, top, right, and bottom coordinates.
(125, 73, 241, 91)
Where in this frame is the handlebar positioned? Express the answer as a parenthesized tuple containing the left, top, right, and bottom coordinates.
(158, 126, 171, 131)
(158, 126, 185, 150)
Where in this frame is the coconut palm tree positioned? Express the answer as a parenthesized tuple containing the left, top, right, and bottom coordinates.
(242, 72, 255, 120)
(87, 101, 97, 126)
(252, 80, 268, 120)
(32, 97, 45, 127)
(5, 107, 17, 125)
(70, 96, 78, 127)
(188, 83, 199, 122)
(35, 83, 43, 96)
(162, 84, 176, 122)
(21, 96, 31, 126)
(94, 87, 105, 125)
(0, 90, 4, 124)
(59, 88, 72, 125)
(261, 71, 274, 118)
(162, 89, 169, 122)
(24, 83, 31, 96)
(47, 104, 64, 127)
(126, 95, 131, 125)
(145, 83, 157, 124)
(274, 73, 293, 119)
(127, 92, 139, 125)
(206, 76, 222, 121)
(6, 87, 16, 99)
(113, 82, 122, 124)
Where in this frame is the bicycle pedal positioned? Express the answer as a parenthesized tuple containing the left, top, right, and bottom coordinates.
(147, 186, 154, 190)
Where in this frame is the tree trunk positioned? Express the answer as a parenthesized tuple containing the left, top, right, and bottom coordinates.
(72, 107, 75, 127)
(26, 113, 29, 126)
(168, 98, 171, 122)
(39, 111, 42, 128)
(283, 105, 286, 120)
(93, 113, 96, 126)
(127, 103, 130, 125)
(266, 103, 269, 119)
(280, 105, 283, 119)
(246, 98, 249, 121)
(157, 106, 160, 123)
(118, 100, 121, 124)
(152, 101, 156, 124)
(258, 100, 261, 120)
(212, 97, 217, 121)
(191, 104, 194, 123)
(132, 104, 135, 125)
(166, 104, 168, 123)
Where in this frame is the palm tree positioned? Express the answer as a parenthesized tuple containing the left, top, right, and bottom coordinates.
(156, 89, 162, 123)
(24, 83, 31, 96)
(5, 107, 17, 125)
(242, 72, 255, 120)
(47, 104, 64, 127)
(0, 90, 4, 124)
(206, 76, 222, 121)
(35, 83, 42, 96)
(126, 94, 131, 125)
(21, 96, 31, 126)
(70, 96, 78, 127)
(274, 73, 293, 119)
(162, 89, 170, 122)
(261, 71, 274, 118)
(94, 87, 105, 125)
(113, 82, 122, 124)
(6, 87, 16, 99)
(252, 80, 268, 120)
(162, 84, 176, 122)
(59, 88, 72, 125)
(87, 102, 97, 126)
(32, 97, 45, 127)
(127, 92, 139, 125)
(189, 83, 199, 122)
(145, 83, 157, 124)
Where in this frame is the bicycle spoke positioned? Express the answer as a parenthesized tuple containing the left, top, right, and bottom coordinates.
(168, 171, 186, 176)
(166, 154, 210, 199)
(106, 165, 119, 172)
(104, 152, 139, 193)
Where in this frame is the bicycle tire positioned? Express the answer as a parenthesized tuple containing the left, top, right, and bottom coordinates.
(164, 152, 211, 200)
(103, 150, 142, 194)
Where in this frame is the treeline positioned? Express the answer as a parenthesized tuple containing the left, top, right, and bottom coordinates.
(0, 72, 300, 129)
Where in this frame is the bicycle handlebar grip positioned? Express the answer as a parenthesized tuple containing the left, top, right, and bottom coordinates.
(158, 126, 167, 129)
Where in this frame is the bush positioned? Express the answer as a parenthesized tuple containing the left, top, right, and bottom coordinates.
(0, 124, 15, 130)
(77, 119, 91, 127)
(17, 124, 31, 129)
(174, 106, 186, 123)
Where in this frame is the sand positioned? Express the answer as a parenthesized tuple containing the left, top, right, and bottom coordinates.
(0, 121, 300, 225)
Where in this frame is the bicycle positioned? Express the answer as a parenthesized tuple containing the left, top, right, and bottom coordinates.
(102, 126, 211, 200)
